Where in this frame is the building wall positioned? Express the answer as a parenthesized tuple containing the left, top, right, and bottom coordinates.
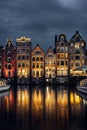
(31, 44, 44, 78)
(2, 39, 16, 78)
(69, 31, 86, 76)
(16, 36, 31, 78)
(0, 46, 3, 77)
(55, 34, 69, 76)
(45, 47, 56, 78)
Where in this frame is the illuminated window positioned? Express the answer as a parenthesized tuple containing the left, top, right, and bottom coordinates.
(82, 42, 84, 46)
(75, 43, 80, 49)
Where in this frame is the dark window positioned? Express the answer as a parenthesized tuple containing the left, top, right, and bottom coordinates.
(40, 57, 43, 61)
(22, 56, 25, 60)
(22, 63, 25, 67)
(61, 43, 64, 46)
(36, 57, 39, 61)
(66, 61, 68, 65)
(26, 55, 29, 59)
(18, 63, 21, 67)
(75, 56, 80, 60)
(8, 65, 11, 69)
(75, 50, 80, 54)
(32, 57, 35, 61)
(75, 63, 80, 66)
(57, 61, 59, 65)
(33, 64, 35, 68)
(36, 63, 39, 68)
(40, 63, 43, 68)
(18, 56, 21, 60)
(61, 61, 64, 66)
(0, 57, 1, 61)
(34, 51, 41, 55)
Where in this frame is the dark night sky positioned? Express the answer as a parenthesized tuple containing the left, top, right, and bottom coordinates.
(0, 0, 87, 50)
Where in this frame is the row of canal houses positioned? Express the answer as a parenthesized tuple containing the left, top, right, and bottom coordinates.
(0, 31, 87, 83)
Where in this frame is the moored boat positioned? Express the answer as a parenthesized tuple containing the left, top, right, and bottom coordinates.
(76, 78, 87, 94)
(0, 79, 10, 92)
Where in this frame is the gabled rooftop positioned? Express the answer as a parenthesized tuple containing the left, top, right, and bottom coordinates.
(70, 31, 85, 42)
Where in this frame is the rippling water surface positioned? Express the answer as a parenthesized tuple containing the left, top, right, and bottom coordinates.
(0, 85, 87, 130)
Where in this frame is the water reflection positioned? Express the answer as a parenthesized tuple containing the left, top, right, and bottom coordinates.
(0, 85, 87, 130)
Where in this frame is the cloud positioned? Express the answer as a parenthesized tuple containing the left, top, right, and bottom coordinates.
(0, 0, 87, 50)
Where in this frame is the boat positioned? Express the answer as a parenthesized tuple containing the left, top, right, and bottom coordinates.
(0, 79, 10, 92)
(76, 78, 87, 94)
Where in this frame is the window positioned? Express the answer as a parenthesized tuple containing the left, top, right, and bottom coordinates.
(61, 43, 64, 46)
(61, 61, 64, 66)
(40, 57, 43, 61)
(75, 50, 80, 54)
(18, 63, 21, 67)
(66, 61, 68, 65)
(26, 64, 29, 67)
(17, 49, 21, 54)
(36, 63, 39, 68)
(26, 55, 29, 59)
(75, 43, 80, 49)
(34, 51, 41, 55)
(40, 63, 43, 68)
(8, 64, 11, 69)
(18, 56, 21, 60)
(48, 55, 53, 57)
(75, 63, 80, 66)
(36, 57, 39, 61)
(7, 57, 11, 63)
(32, 64, 35, 68)
(22, 56, 25, 60)
(32, 70, 35, 76)
(57, 61, 59, 65)
(75, 56, 80, 60)
(22, 63, 25, 67)
(32, 57, 35, 61)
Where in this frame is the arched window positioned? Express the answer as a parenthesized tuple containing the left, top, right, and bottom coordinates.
(61, 61, 64, 66)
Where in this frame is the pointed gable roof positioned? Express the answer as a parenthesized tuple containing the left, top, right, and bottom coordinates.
(32, 43, 44, 53)
(70, 31, 85, 42)
(46, 46, 54, 54)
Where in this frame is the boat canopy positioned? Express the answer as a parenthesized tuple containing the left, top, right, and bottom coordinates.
(0, 79, 6, 86)
(80, 78, 87, 87)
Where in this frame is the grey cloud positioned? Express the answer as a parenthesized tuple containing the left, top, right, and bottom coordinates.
(0, 0, 87, 50)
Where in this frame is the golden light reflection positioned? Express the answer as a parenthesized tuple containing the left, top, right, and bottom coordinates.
(17, 89, 30, 112)
(45, 87, 56, 113)
(32, 89, 43, 114)
(57, 91, 68, 107)
(70, 92, 81, 105)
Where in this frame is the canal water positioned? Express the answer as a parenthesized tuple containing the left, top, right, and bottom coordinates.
(0, 85, 87, 130)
